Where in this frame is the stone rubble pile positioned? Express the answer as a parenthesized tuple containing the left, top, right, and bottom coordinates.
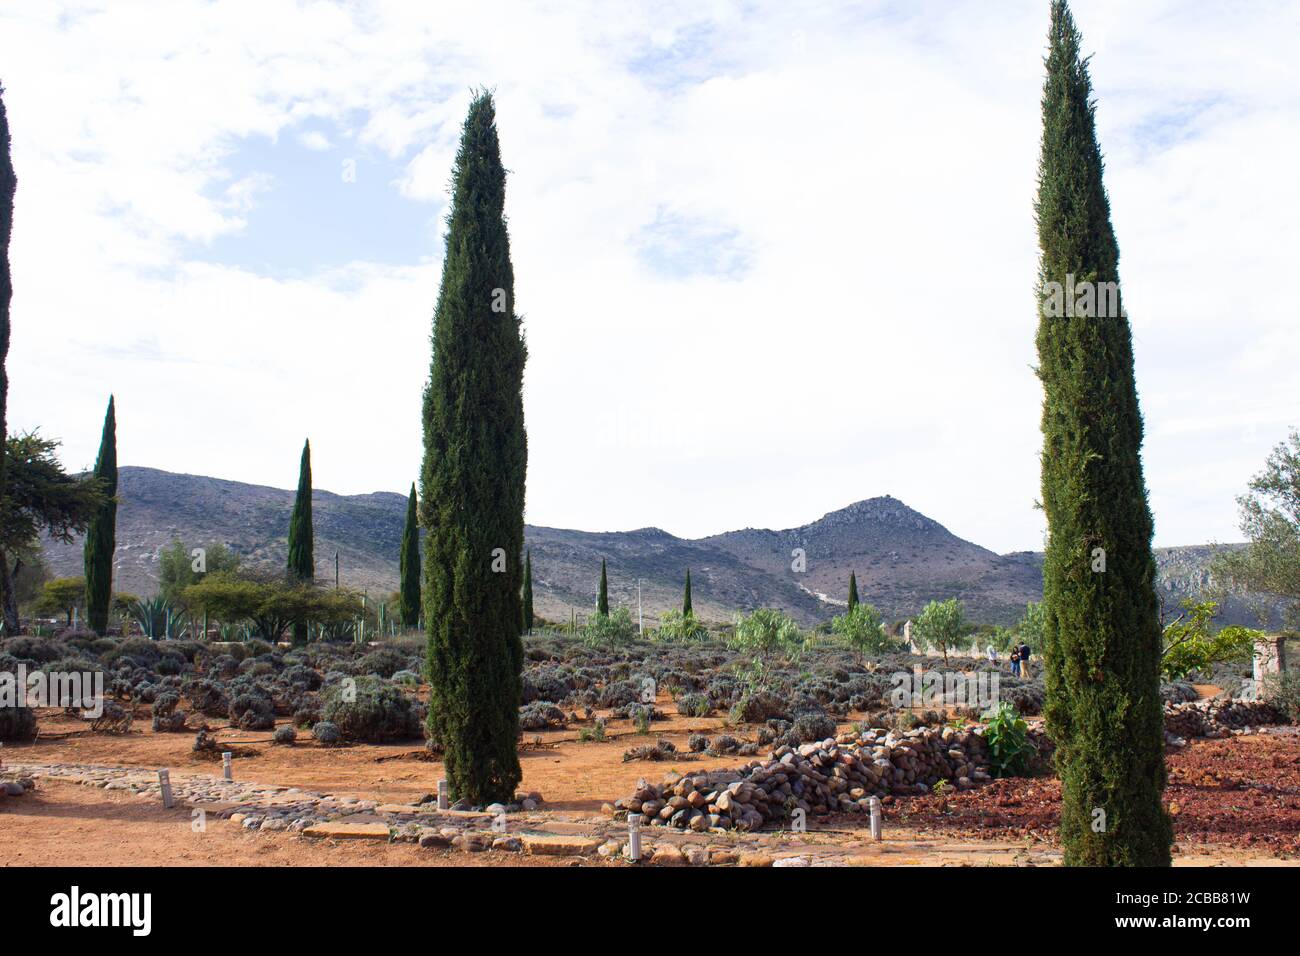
(1163, 697, 1288, 744)
(610, 722, 1053, 833)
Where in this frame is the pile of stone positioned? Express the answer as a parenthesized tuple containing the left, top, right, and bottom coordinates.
(1164, 697, 1288, 743)
(0, 773, 34, 807)
(610, 722, 1052, 832)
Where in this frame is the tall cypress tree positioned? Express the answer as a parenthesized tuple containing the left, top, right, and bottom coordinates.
(597, 558, 609, 616)
(83, 396, 117, 634)
(0, 85, 17, 633)
(398, 482, 420, 627)
(287, 439, 313, 581)
(847, 571, 859, 610)
(421, 91, 528, 806)
(287, 439, 313, 642)
(522, 550, 533, 634)
(682, 569, 693, 617)
(1035, 1, 1170, 867)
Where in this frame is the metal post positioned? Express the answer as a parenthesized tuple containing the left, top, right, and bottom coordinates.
(628, 813, 643, 862)
(637, 580, 642, 637)
(222, 752, 233, 782)
(869, 796, 882, 841)
(437, 779, 449, 811)
(158, 769, 174, 808)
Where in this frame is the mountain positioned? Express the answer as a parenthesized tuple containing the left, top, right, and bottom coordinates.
(40, 467, 1281, 628)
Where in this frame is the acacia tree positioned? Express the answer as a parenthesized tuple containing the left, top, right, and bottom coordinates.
(83, 396, 117, 633)
(421, 91, 528, 805)
(0, 433, 105, 631)
(1035, 1, 1171, 866)
(399, 483, 420, 627)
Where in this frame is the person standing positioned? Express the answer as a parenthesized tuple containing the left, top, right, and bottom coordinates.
(1018, 642, 1032, 680)
(1009, 647, 1021, 678)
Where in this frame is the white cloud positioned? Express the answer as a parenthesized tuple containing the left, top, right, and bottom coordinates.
(0, 0, 1296, 558)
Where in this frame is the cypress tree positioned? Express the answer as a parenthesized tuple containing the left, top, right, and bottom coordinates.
(287, 439, 313, 642)
(522, 550, 533, 634)
(398, 483, 420, 627)
(597, 558, 608, 617)
(847, 571, 859, 610)
(83, 395, 117, 634)
(682, 569, 693, 617)
(0, 86, 16, 632)
(1035, 1, 1170, 867)
(421, 91, 528, 806)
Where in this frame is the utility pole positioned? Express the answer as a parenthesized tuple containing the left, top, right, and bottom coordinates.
(637, 579, 643, 637)
(335, 552, 340, 591)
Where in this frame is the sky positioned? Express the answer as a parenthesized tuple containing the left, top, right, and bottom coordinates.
(1, 0, 1297, 554)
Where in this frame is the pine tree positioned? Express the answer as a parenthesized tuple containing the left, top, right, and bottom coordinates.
(83, 396, 117, 634)
(399, 482, 420, 627)
(1035, 1, 1170, 867)
(287, 439, 313, 642)
(683, 568, 693, 617)
(421, 91, 528, 806)
(847, 571, 859, 610)
(522, 550, 534, 634)
(0, 85, 17, 633)
(597, 558, 609, 617)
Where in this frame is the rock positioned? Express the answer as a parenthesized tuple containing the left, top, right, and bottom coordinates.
(418, 831, 453, 849)
(650, 845, 686, 867)
(683, 845, 709, 866)
(492, 835, 523, 852)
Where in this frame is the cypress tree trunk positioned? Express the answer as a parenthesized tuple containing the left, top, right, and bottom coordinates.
(1035, 1, 1171, 867)
(421, 91, 527, 806)
(83, 395, 117, 634)
(0, 86, 16, 635)
(597, 559, 608, 617)
(847, 572, 859, 610)
(522, 550, 534, 634)
(683, 569, 693, 617)
(287, 439, 313, 643)
(398, 483, 420, 627)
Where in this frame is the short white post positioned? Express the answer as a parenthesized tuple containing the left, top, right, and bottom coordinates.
(869, 796, 882, 841)
(436, 779, 449, 811)
(158, 769, 174, 809)
(628, 813, 643, 862)
(222, 752, 233, 782)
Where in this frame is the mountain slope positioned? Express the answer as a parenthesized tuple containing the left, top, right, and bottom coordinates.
(40, 467, 1278, 627)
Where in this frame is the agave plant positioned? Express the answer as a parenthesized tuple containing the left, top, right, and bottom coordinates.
(130, 597, 188, 640)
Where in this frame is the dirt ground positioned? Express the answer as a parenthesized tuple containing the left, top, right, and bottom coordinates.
(3, 698, 1298, 867)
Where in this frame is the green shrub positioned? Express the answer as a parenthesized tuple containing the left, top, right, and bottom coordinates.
(582, 608, 635, 645)
(320, 676, 422, 743)
(982, 701, 1029, 778)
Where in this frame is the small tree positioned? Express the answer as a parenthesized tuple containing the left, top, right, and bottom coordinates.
(1212, 428, 1300, 627)
(83, 395, 117, 634)
(830, 602, 888, 662)
(683, 568, 693, 617)
(1015, 601, 1046, 652)
(1160, 600, 1258, 682)
(34, 576, 85, 625)
(847, 572, 859, 610)
(914, 598, 966, 666)
(730, 608, 803, 688)
(159, 539, 240, 605)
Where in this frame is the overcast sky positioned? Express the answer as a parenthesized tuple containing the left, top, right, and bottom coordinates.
(2, 0, 1297, 553)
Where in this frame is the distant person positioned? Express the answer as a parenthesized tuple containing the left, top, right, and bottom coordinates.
(1009, 647, 1020, 678)
(986, 644, 996, 665)
(1018, 642, 1031, 680)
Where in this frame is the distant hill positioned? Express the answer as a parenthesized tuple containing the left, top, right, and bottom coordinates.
(41, 467, 1284, 628)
